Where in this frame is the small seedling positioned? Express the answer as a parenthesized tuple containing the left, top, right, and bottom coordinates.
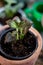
(6, 16, 32, 41)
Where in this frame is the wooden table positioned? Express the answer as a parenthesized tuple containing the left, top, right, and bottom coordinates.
(35, 50, 43, 65)
(35, 33, 43, 65)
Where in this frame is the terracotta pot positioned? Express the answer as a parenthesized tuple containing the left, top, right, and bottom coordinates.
(0, 27, 42, 65)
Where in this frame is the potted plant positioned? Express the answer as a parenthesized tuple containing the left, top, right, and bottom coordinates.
(0, 0, 24, 25)
(0, 16, 42, 65)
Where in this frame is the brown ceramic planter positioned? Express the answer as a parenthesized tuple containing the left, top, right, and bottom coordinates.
(0, 27, 42, 65)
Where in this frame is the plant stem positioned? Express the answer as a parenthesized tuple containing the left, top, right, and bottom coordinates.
(16, 28, 19, 40)
(20, 28, 23, 35)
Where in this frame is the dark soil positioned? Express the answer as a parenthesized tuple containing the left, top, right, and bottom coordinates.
(0, 31, 38, 60)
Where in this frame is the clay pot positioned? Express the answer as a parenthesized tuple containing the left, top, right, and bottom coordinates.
(0, 27, 42, 65)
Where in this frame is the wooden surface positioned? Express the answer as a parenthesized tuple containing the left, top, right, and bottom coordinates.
(35, 33, 43, 65)
(35, 50, 43, 65)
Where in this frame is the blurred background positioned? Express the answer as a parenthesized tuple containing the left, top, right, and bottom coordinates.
(0, 0, 43, 65)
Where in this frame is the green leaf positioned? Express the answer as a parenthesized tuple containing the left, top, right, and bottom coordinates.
(5, 5, 14, 17)
(10, 21, 18, 28)
(5, 0, 17, 5)
(11, 2, 24, 13)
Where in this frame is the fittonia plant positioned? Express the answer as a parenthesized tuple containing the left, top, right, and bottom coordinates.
(6, 17, 32, 42)
(5, 2, 24, 18)
(0, 0, 29, 18)
(0, 0, 24, 18)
